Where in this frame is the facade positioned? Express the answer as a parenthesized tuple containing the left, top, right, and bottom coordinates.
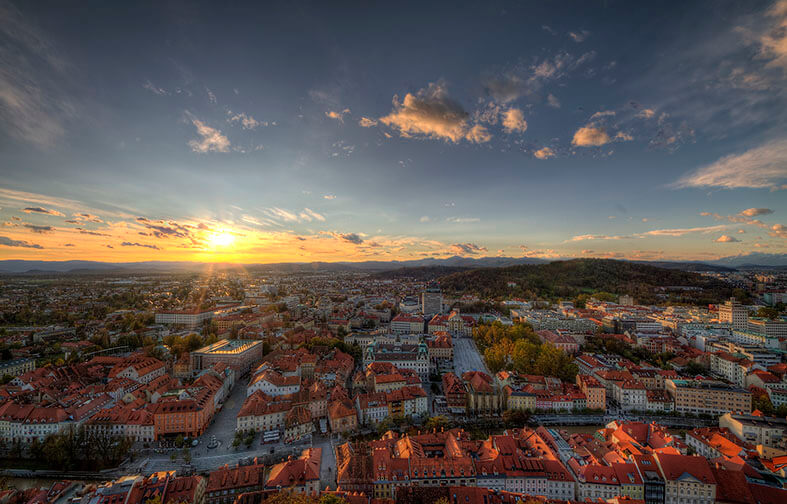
(0, 358, 35, 378)
(363, 341, 429, 380)
(718, 298, 748, 331)
(421, 283, 443, 315)
(665, 379, 751, 415)
(577, 374, 606, 410)
(190, 339, 264, 376)
(719, 412, 787, 447)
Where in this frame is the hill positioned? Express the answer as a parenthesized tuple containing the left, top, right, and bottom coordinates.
(372, 266, 472, 281)
(438, 258, 734, 305)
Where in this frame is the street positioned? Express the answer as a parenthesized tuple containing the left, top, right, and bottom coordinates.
(452, 337, 490, 376)
(127, 378, 338, 489)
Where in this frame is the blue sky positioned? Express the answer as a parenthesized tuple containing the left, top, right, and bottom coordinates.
(1, 0, 786, 263)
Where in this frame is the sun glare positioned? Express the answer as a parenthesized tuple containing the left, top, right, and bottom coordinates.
(207, 231, 235, 248)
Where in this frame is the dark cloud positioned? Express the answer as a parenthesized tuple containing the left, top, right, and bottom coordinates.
(338, 233, 364, 245)
(121, 241, 160, 250)
(450, 242, 488, 255)
(24, 224, 53, 233)
(0, 236, 43, 249)
(22, 206, 64, 216)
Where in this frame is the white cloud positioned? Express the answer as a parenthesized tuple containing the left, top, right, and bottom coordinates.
(326, 108, 350, 122)
(568, 30, 590, 42)
(228, 112, 261, 129)
(614, 131, 634, 141)
(673, 139, 787, 189)
(637, 108, 656, 119)
(447, 217, 481, 223)
(0, 1, 76, 148)
(419, 216, 430, 223)
(358, 117, 377, 127)
(547, 93, 561, 108)
(590, 110, 615, 120)
(533, 147, 555, 159)
(757, 0, 787, 70)
(572, 126, 611, 147)
(739, 207, 774, 217)
(502, 108, 528, 133)
(299, 208, 325, 222)
(187, 116, 231, 153)
(143, 80, 168, 96)
(714, 235, 740, 243)
(323, 195, 336, 200)
(380, 82, 491, 143)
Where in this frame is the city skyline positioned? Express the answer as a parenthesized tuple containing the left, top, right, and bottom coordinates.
(1, 0, 787, 264)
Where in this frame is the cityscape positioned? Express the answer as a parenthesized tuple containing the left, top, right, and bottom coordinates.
(1, 1, 787, 504)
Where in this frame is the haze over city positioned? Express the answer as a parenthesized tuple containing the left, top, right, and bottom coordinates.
(0, 0, 786, 265)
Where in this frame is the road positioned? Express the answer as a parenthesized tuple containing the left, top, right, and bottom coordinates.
(452, 337, 490, 376)
(126, 378, 338, 489)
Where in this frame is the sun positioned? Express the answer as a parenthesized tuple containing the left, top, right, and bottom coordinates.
(207, 231, 236, 248)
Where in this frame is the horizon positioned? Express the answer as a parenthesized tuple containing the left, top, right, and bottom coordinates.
(2, 0, 787, 263)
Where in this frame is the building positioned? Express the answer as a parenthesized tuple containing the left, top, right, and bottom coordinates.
(363, 341, 429, 381)
(653, 453, 716, 504)
(665, 379, 751, 415)
(576, 374, 606, 411)
(719, 412, 787, 447)
(155, 308, 216, 327)
(537, 330, 579, 354)
(390, 313, 425, 334)
(747, 317, 787, 339)
(190, 339, 264, 376)
(0, 358, 35, 378)
(421, 283, 443, 315)
(718, 298, 747, 331)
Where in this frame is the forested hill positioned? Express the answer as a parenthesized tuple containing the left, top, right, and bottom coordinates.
(438, 258, 735, 305)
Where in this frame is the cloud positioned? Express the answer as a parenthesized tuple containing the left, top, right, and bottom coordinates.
(419, 216, 430, 223)
(756, 0, 787, 70)
(714, 235, 740, 243)
(63, 243, 74, 247)
(228, 112, 261, 130)
(121, 242, 160, 250)
(502, 108, 528, 133)
(74, 212, 103, 223)
(337, 233, 364, 245)
(379, 82, 490, 143)
(637, 108, 656, 119)
(450, 242, 488, 255)
(24, 224, 53, 234)
(533, 147, 555, 159)
(358, 117, 377, 127)
(614, 131, 634, 141)
(0, 236, 43, 249)
(739, 207, 774, 217)
(590, 110, 616, 120)
(142, 80, 168, 96)
(568, 30, 590, 42)
(483, 51, 596, 103)
(187, 116, 231, 153)
(673, 139, 787, 189)
(547, 94, 561, 108)
(644, 225, 728, 237)
(737, 228, 746, 233)
(446, 217, 480, 223)
(570, 234, 633, 242)
(769, 223, 787, 238)
(326, 108, 350, 122)
(323, 194, 336, 200)
(22, 206, 64, 216)
(572, 126, 611, 147)
(0, 1, 76, 148)
(299, 208, 325, 222)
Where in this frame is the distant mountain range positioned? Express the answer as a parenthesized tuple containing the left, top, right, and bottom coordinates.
(0, 252, 784, 274)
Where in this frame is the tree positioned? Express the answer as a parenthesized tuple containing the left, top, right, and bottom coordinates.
(756, 307, 780, 320)
(174, 434, 185, 448)
(424, 415, 450, 431)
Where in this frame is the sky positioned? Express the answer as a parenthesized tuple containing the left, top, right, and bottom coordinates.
(1, 0, 786, 264)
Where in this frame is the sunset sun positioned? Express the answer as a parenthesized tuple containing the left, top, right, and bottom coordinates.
(207, 231, 235, 248)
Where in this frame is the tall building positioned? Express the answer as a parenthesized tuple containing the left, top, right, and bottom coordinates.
(421, 282, 442, 315)
(718, 298, 748, 331)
